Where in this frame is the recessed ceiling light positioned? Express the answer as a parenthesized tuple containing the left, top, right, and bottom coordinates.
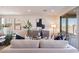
(27, 9, 31, 12)
(43, 9, 47, 12)
(51, 9, 55, 12)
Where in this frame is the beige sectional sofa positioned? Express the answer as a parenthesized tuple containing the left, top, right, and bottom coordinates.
(0, 40, 78, 53)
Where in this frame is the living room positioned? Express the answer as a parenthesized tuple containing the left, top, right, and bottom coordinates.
(0, 6, 79, 53)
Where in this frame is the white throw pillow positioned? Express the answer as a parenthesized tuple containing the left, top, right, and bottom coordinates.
(11, 40, 39, 48)
(40, 40, 68, 48)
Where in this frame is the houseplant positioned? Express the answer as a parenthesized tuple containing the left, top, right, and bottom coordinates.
(23, 20, 32, 37)
(4, 33, 13, 46)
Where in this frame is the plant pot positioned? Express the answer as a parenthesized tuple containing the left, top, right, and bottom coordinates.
(27, 30, 30, 37)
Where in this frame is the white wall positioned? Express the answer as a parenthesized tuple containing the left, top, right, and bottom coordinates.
(0, 15, 60, 33)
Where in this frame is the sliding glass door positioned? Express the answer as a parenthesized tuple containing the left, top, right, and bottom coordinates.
(68, 18, 77, 35)
(60, 17, 66, 33)
(60, 17, 77, 40)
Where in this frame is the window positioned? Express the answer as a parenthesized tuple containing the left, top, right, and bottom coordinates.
(2, 18, 5, 24)
(60, 17, 77, 35)
(68, 18, 77, 35)
(61, 18, 66, 33)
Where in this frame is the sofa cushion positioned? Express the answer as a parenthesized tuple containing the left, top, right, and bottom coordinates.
(14, 30, 26, 39)
(16, 34, 25, 39)
(0, 32, 4, 36)
(11, 40, 39, 48)
(40, 40, 68, 48)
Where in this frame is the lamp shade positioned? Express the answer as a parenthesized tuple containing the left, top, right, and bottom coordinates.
(51, 24, 56, 28)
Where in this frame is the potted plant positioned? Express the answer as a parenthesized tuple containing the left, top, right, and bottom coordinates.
(4, 34, 13, 46)
(23, 20, 32, 37)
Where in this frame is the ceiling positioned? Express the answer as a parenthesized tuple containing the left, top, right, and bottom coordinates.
(62, 7, 78, 17)
(67, 9, 76, 15)
(0, 6, 76, 16)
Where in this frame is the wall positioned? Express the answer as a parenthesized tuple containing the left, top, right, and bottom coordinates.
(0, 15, 60, 33)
